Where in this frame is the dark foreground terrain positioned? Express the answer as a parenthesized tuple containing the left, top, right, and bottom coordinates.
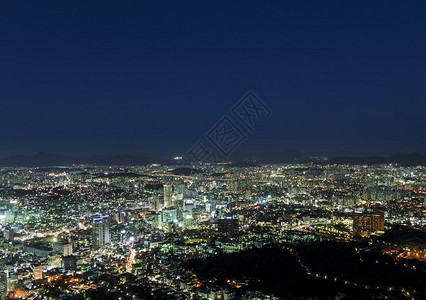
(184, 242, 426, 299)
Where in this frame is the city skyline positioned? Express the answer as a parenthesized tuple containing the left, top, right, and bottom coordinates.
(1, 2, 425, 299)
(0, 162, 425, 299)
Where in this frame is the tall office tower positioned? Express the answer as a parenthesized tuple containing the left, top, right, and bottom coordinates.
(3, 228, 14, 241)
(174, 184, 185, 199)
(0, 268, 5, 300)
(152, 195, 161, 212)
(113, 211, 127, 224)
(6, 274, 17, 298)
(33, 265, 43, 280)
(162, 207, 178, 224)
(353, 211, 384, 234)
(206, 202, 216, 214)
(63, 243, 73, 256)
(92, 216, 111, 249)
(163, 185, 173, 208)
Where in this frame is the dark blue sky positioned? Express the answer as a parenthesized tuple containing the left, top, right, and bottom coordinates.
(1, 0, 426, 157)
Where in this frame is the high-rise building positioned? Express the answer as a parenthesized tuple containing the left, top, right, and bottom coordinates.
(0, 268, 6, 300)
(6, 274, 17, 298)
(3, 228, 14, 241)
(33, 265, 43, 280)
(162, 207, 177, 224)
(174, 184, 186, 200)
(353, 211, 384, 234)
(163, 185, 173, 208)
(63, 243, 73, 256)
(206, 202, 216, 214)
(152, 195, 161, 212)
(113, 211, 127, 224)
(92, 216, 110, 249)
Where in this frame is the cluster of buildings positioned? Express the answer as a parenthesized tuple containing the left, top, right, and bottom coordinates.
(0, 163, 424, 299)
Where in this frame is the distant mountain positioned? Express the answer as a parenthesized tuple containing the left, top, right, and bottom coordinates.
(0, 152, 425, 167)
(235, 151, 426, 166)
(236, 149, 310, 163)
(329, 153, 426, 166)
(0, 152, 75, 167)
(0, 152, 173, 167)
(81, 154, 171, 166)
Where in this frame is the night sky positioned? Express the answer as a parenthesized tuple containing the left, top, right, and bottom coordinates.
(1, 1, 426, 158)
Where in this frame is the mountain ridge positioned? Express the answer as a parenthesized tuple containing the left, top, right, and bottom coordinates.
(0, 152, 425, 167)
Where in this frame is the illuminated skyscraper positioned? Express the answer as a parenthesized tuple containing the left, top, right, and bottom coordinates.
(92, 216, 110, 248)
(63, 243, 73, 256)
(0, 268, 5, 300)
(3, 228, 14, 241)
(163, 185, 173, 208)
(152, 195, 161, 212)
(353, 211, 384, 234)
(33, 265, 43, 280)
(113, 211, 127, 224)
